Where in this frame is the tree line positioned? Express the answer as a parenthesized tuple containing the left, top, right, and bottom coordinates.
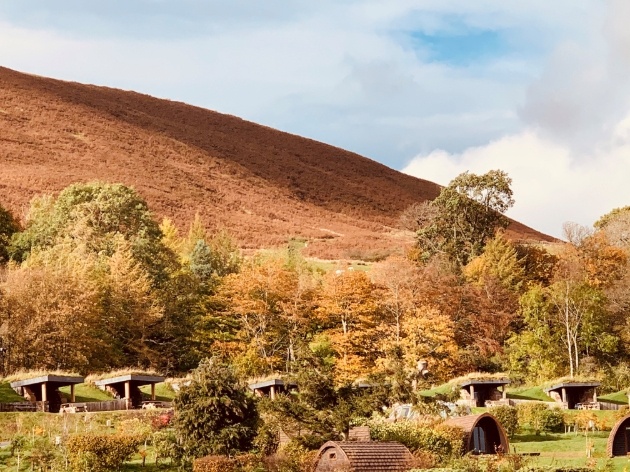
(0, 175, 629, 392)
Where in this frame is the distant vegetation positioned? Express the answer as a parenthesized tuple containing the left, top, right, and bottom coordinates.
(0, 173, 629, 390)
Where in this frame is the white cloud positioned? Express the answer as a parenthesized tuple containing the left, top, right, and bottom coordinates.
(402, 123, 630, 238)
(402, 0, 630, 238)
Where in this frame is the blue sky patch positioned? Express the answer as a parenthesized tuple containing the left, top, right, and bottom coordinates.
(411, 29, 508, 66)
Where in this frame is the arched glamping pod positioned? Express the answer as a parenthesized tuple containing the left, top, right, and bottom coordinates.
(314, 441, 414, 472)
(607, 414, 630, 457)
(444, 413, 509, 455)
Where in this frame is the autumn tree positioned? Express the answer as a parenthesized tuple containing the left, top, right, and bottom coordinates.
(95, 239, 164, 368)
(217, 252, 315, 377)
(9, 182, 176, 285)
(372, 256, 421, 347)
(464, 232, 524, 292)
(509, 223, 626, 380)
(416, 170, 514, 266)
(400, 305, 458, 383)
(317, 270, 380, 383)
(0, 255, 102, 373)
(0, 204, 19, 265)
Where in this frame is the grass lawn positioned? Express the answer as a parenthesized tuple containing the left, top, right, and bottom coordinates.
(599, 390, 629, 405)
(0, 382, 26, 402)
(418, 382, 457, 398)
(139, 382, 176, 401)
(512, 430, 629, 472)
(507, 386, 554, 402)
(58, 383, 114, 402)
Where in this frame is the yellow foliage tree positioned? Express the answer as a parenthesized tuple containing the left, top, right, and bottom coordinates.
(400, 305, 458, 382)
(317, 270, 380, 384)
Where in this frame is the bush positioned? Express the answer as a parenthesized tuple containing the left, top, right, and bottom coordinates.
(253, 420, 280, 456)
(66, 433, 143, 472)
(193, 453, 264, 472)
(194, 455, 237, 472)
(152, 430, 181, 466)
(488, 406, 518, 438)
(516, 403, 564, 435)
(263, 442, 318, 472)
(614, 405, 629, 421)
(366, 417, 465, 460)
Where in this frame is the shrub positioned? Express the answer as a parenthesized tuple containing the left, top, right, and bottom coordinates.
(488, 406, 518, 438)
(253, 420, 280, 456)
(152, 429, 181, 466)
(263, 442, 318, 472)
(614, 405, 629, 421)
(366, 417, 465, 459)
(193, 453, 264, 472)
(516, 403, 564, 435)
(193, 455, 237, 472)
(151, 410, 174, 430)
(66, 433, 142, 472)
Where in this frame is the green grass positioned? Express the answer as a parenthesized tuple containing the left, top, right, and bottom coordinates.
(58, 383, 114, 402)
(512, 430, 628, 472)
(0, 382, 26, 402)
(139, 382, 176, 401)
(599, 390, 629, 405)
(507, 386, 554, 402)
(418, 382, 457, 398)
(0, 411, 178, 470)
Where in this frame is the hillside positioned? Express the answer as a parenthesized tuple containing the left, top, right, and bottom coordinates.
(0, 66, 553, 259)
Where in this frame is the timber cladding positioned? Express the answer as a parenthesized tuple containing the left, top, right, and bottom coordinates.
(444, 413, 509, 455)
(607, 414, 630, 457)
(314, 441, 414, 472)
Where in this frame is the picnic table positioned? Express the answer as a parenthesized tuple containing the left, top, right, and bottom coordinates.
(59, 403, 87, 413)
(576, 402, 600, 410)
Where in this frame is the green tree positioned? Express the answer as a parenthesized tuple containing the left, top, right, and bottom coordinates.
(0, 204, 19, 264)
(261, 342, 387, 446)
(506, 285, 565, 383)
(10, 182, 175, 285)
(416, 170, 514, 266)
(173, 358, 258, 463)
(464, 232, 524, 292)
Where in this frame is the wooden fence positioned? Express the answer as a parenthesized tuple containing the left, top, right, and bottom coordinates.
(599, 401, 625, 411)
(0, 402, 37, 412)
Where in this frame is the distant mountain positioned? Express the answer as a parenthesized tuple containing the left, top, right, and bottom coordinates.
(0, 66, 554, 259)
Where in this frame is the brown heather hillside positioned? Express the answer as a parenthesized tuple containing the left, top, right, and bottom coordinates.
(0, 66, 553, 259)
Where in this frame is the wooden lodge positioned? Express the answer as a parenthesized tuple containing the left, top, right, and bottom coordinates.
(607, 414, 630, 457)
(248, 378, 295, 400)
(544, 381, 600, 409)
(459, 378, 510, 407)
(10, 375, 84, 413)
(444, 413, 509, 455)
(93, 374, 165, 409)
(314, 441, 414, 472)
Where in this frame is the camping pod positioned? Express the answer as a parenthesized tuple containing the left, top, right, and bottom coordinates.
(314, 441, 414, 472)
(444, 413, 509, 455)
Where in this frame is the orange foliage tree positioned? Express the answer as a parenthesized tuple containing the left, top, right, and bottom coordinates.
(317, 270, 380, 384)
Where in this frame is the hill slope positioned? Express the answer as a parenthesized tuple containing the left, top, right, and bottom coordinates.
(0, 66, 553, 259)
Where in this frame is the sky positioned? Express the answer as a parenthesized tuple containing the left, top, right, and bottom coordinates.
(1, 1, 629, 238)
